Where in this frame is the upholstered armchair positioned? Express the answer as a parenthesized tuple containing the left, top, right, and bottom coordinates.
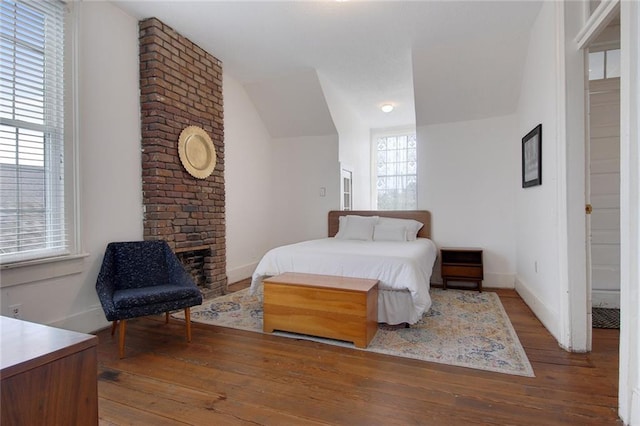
(95, 240, 203, 358)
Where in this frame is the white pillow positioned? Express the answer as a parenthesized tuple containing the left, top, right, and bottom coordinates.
(373, 222, 407, 241)
(377, 217, 424, 241)
(335, 216, 346, 238)
(336, 215, 378, 241)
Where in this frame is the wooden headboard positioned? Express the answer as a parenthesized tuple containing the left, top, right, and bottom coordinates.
(328, 210, 431, 239)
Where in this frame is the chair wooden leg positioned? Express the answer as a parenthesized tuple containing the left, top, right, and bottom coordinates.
(165, 312, 170, 324)
(110, 321, 117, 336)
(185, 307, 192, 343)
(119, 319, 127, 359)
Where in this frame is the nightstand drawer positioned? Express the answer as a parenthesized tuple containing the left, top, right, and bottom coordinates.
(442, 265, 483, 279)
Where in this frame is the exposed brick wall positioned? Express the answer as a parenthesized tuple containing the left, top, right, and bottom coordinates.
(139, 18, 226, 295)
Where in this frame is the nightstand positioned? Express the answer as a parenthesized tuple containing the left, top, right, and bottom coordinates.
(440, 247, 483, 292)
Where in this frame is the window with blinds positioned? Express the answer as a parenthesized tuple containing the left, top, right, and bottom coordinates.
(374, 131, 418, 210)
(0, 0, 67, 263)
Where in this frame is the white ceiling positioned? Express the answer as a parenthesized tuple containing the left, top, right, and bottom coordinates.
(113, 0, 542, 132)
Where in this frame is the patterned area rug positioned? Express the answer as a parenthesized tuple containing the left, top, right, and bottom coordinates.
(176, 288, 534, 377)
(592, 307, 620, 329)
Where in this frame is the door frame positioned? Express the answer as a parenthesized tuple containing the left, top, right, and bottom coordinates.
(565, 0, 621, 354)
(576, 0, 640, 423)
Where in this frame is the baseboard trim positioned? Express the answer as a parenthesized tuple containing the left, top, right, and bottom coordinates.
(484, 272, 515, 288)
(49, 305, 109, 334)
(592, 289, 620, 308)
(431, 273, 515, 289)
(515, 277, 561, 343)
(227, 262, 258, 285)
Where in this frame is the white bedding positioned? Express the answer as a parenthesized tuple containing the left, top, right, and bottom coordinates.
(250, 237, 438, 321)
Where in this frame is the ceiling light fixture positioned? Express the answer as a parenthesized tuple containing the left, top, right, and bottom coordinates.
(381, 104, 394, 113)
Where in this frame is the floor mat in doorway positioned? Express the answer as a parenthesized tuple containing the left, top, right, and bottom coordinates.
(593, 308, 620, 329)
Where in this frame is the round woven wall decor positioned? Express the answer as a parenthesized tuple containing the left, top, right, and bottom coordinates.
(178, 126, 216, 179)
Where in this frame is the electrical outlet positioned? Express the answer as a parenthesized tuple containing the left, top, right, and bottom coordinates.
(9, 304, 22, 319)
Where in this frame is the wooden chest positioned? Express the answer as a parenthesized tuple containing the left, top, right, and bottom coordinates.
(263, 272, 378, 348)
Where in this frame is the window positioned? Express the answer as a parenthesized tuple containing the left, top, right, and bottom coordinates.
(0, 0, 69, 264)
(373, 131, 417, 210)
(589, 48, 621, 80)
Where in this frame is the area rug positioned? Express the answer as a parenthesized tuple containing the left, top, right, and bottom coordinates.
(175, 288, 534, 377)
(593, 307, 620, 329)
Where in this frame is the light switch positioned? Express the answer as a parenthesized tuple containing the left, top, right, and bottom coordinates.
(319, 187, 326, 197)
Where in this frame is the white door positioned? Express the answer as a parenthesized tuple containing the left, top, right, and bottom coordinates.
(341, 168, 353, 211)
(589, 78, 620, 308)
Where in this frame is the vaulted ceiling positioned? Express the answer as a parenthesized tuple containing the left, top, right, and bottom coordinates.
(114, 1, 542, 135)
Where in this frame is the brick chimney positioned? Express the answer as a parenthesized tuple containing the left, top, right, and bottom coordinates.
(139, 18, 226, 296)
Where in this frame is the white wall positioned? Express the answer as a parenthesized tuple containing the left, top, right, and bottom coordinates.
(244, 70, 336, 139)
(270, 135, 340, 248)
(561, 0, 589, 352)
(318, 74, 372, 210)
(514, 0, 564, 342)
(0, 1, 142, 333)
(417, 115, 518, 288)
(225, 73, 345, 283)
(318, 75, 371, 210)
(223, 73, 273, 284)
(513, 1, 590, 352)
(0, 2, 341, 330)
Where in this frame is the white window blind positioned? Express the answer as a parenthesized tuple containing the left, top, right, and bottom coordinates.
(0, 0, 67, 263)
(375, 132, 417, 210)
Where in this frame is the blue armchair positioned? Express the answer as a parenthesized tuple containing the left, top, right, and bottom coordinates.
(96, 240, 203, 358)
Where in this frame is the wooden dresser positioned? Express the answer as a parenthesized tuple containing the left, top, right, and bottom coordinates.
(0, 316, 98, 425)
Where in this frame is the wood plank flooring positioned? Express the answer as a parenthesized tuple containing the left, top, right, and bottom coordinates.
(96, 287, 621, 425)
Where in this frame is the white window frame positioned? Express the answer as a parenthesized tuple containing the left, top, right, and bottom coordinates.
(0, 0, 81, 281)
(371, 127, 418, 210)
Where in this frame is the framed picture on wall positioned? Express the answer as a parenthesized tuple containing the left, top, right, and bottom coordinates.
(522, 124, 542, 188)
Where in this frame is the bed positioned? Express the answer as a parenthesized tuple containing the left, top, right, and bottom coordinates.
(250, 210, 437, 325)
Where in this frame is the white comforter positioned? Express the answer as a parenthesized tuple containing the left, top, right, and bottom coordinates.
(250, 237, 438, 319)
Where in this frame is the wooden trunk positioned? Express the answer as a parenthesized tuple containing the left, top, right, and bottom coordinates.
(263, 272, 378, 348)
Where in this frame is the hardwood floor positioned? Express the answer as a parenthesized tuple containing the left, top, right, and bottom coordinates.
(96, 287, 621, 425)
